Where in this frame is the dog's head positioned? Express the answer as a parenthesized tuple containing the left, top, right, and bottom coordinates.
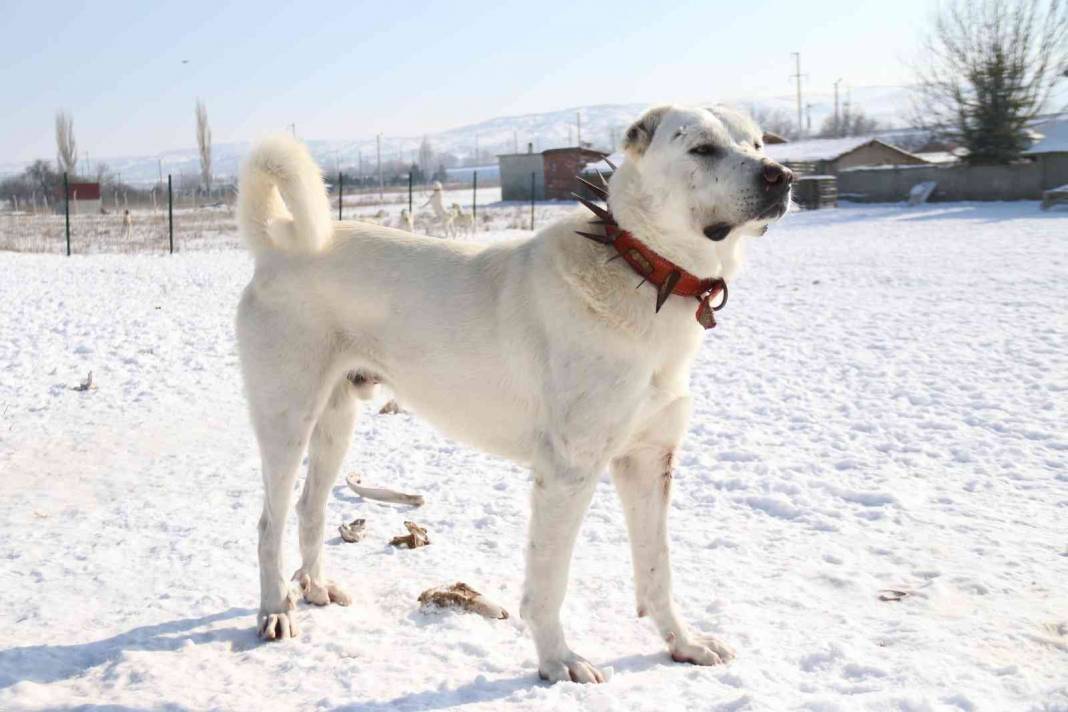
(608, 105, 793, 278)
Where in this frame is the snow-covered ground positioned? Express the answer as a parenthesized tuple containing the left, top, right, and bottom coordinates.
(1, 202, 1065, 711)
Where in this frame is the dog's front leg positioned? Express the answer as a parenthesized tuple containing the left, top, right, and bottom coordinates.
(612, 442, 735, 666)
(520, 448, 604, 684)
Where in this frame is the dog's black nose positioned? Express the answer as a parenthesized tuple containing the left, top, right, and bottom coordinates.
(762, 162, 795, 186)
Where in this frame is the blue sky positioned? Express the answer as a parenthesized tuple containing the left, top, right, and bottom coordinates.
(1, 0, 936, 162)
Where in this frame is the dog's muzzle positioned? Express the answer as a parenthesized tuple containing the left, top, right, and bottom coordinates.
(754, 160, 795, 221)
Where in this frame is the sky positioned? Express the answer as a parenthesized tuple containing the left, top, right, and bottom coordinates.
(1, 0, 938, 164)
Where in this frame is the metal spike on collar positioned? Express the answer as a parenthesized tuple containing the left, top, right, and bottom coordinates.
(655, 270, 682, 312)
(573, 194, 615, 224)
(574, 229, 613, 245)
(595, 169, 609, 188)
(575, 175, 608, 199)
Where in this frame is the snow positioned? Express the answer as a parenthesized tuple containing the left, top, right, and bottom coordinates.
(2, 201, 1066, 711)
(764, 136, 887, 163)
(1024, 118, 1068, 155)
(913, 151, 961, 165)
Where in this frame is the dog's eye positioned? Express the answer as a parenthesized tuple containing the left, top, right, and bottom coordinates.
(689, 144, 718, 157)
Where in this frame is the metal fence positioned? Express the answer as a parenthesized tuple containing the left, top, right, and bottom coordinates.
(0, 171, 511, 254)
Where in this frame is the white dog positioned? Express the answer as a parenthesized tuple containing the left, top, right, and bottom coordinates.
(398, 207, 415, 232)
(235, 105, 793, 683)
(450, 203, 475, 237)
(423, 180, 453, 237)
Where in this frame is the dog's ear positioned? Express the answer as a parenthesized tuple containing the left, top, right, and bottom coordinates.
(623, 106, 671, 157)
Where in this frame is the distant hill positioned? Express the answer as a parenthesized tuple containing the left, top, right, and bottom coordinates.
(0, 86, 918, 185)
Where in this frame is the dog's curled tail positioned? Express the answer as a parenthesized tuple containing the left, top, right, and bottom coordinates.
(238, 134, 332, 256)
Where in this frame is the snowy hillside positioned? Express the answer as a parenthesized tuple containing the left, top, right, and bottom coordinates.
(0, 87, 918, 185)
(1, 201, 1065, 710)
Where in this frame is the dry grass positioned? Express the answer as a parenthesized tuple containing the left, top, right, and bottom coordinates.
(0, 206, 240, 254)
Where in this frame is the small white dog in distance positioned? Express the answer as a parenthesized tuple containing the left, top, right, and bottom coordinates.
(398, 207, 415, 232)
(450, 203, 475, 236)
(235, 105, 793, 683)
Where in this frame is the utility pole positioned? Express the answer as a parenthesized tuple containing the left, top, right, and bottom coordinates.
(833, 78, 843, 137)
(474, 134, 479, 166)
(790, 52, 804, 139)
(843, 86, 852, 134)
(289, 123, 296, 138)
(376, 133, 383, 203)
(167, 174, 174, 254)
(576, 112, 582, 147)
(806, 103, 814, 136)
(64, 172, 70, 256)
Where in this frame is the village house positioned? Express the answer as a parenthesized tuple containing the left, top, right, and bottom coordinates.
(764, 136, 929, 175)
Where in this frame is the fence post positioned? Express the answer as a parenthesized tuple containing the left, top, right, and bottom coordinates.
(64, 172, 71, 256)
(472, 171, 477, 225)
(338, 171, 343, 221)
(167, 174, 174, 254)
(408, 172, 413, 214)
(530, 171, 535, 231)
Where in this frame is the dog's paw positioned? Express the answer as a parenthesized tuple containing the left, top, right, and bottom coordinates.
(295, 573, 352, 607)
(258, 610, 299, 641)
(668, 632, 735, 666)
(538, 652, 607, 684)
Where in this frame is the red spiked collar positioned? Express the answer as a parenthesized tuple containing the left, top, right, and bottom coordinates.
(610, 228, 728, 329)
(573, 178, 728, 329)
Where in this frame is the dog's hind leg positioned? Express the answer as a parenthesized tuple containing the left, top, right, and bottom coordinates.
(252, 397, 320, 641)
(293, 378, 357, 607)
(520, 445, 605, 684)
(610, 397, 734, 666)
(241, 311, 337, 640)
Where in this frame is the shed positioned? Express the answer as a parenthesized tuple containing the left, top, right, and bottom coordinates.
(498, 147, 609, 201)
(56, 181, 102, 214)
(498, 151, 545, 201)
(765, 137, 928, 175)
(542, 148, 609, 200)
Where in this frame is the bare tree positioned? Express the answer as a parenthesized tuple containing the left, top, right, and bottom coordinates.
(746, 105, 798, 140)
(195, 99, 212, 194)
(95, 162, 117, 187)
(817, 106, 881, 138)
(55, 110, 77, 176)
(912, 0, 1068, 164)
(417, 136, 434, 176)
